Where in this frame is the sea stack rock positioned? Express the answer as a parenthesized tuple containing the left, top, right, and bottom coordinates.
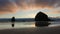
(35, 11, 50, 27)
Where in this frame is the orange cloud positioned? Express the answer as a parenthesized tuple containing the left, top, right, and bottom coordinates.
(16, 0, 55, 10)
(0, 0, 60, 14)
(0, 2, 19, 14)
(46, 10, 60, 14)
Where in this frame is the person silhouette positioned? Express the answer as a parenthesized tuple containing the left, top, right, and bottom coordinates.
(11, 17, 15, 27)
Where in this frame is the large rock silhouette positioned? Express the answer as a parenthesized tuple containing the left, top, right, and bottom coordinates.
(35, 11, 50, 27)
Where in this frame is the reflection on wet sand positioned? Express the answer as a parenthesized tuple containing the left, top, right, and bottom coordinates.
(35, 21, 50, 27)
(0, 22, 59, 30)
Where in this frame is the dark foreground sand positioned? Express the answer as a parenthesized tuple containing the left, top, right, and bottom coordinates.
(0, 26, 60, 34)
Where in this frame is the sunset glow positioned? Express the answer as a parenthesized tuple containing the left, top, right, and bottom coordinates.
(0, 0, 60, 18)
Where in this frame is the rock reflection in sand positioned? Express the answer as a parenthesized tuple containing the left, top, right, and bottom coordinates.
(0, 22, 35, 29)
(0, 21, 60, 30)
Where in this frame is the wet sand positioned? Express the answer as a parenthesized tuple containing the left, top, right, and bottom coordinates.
(0, 26, 60, 34)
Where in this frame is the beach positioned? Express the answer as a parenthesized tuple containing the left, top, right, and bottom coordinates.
(0, 26, 60, 34)
(0, 22, 60, 34)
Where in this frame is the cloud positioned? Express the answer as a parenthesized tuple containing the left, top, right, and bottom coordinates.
(0, 0, 18, 14)
(46, 10, 60, 14)
(34, 0, 60, 8)
(14, 0, 60, 10)
(0, 0, 60, 14)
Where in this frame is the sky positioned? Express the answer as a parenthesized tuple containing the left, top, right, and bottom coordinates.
(0, 0, 60, 18)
